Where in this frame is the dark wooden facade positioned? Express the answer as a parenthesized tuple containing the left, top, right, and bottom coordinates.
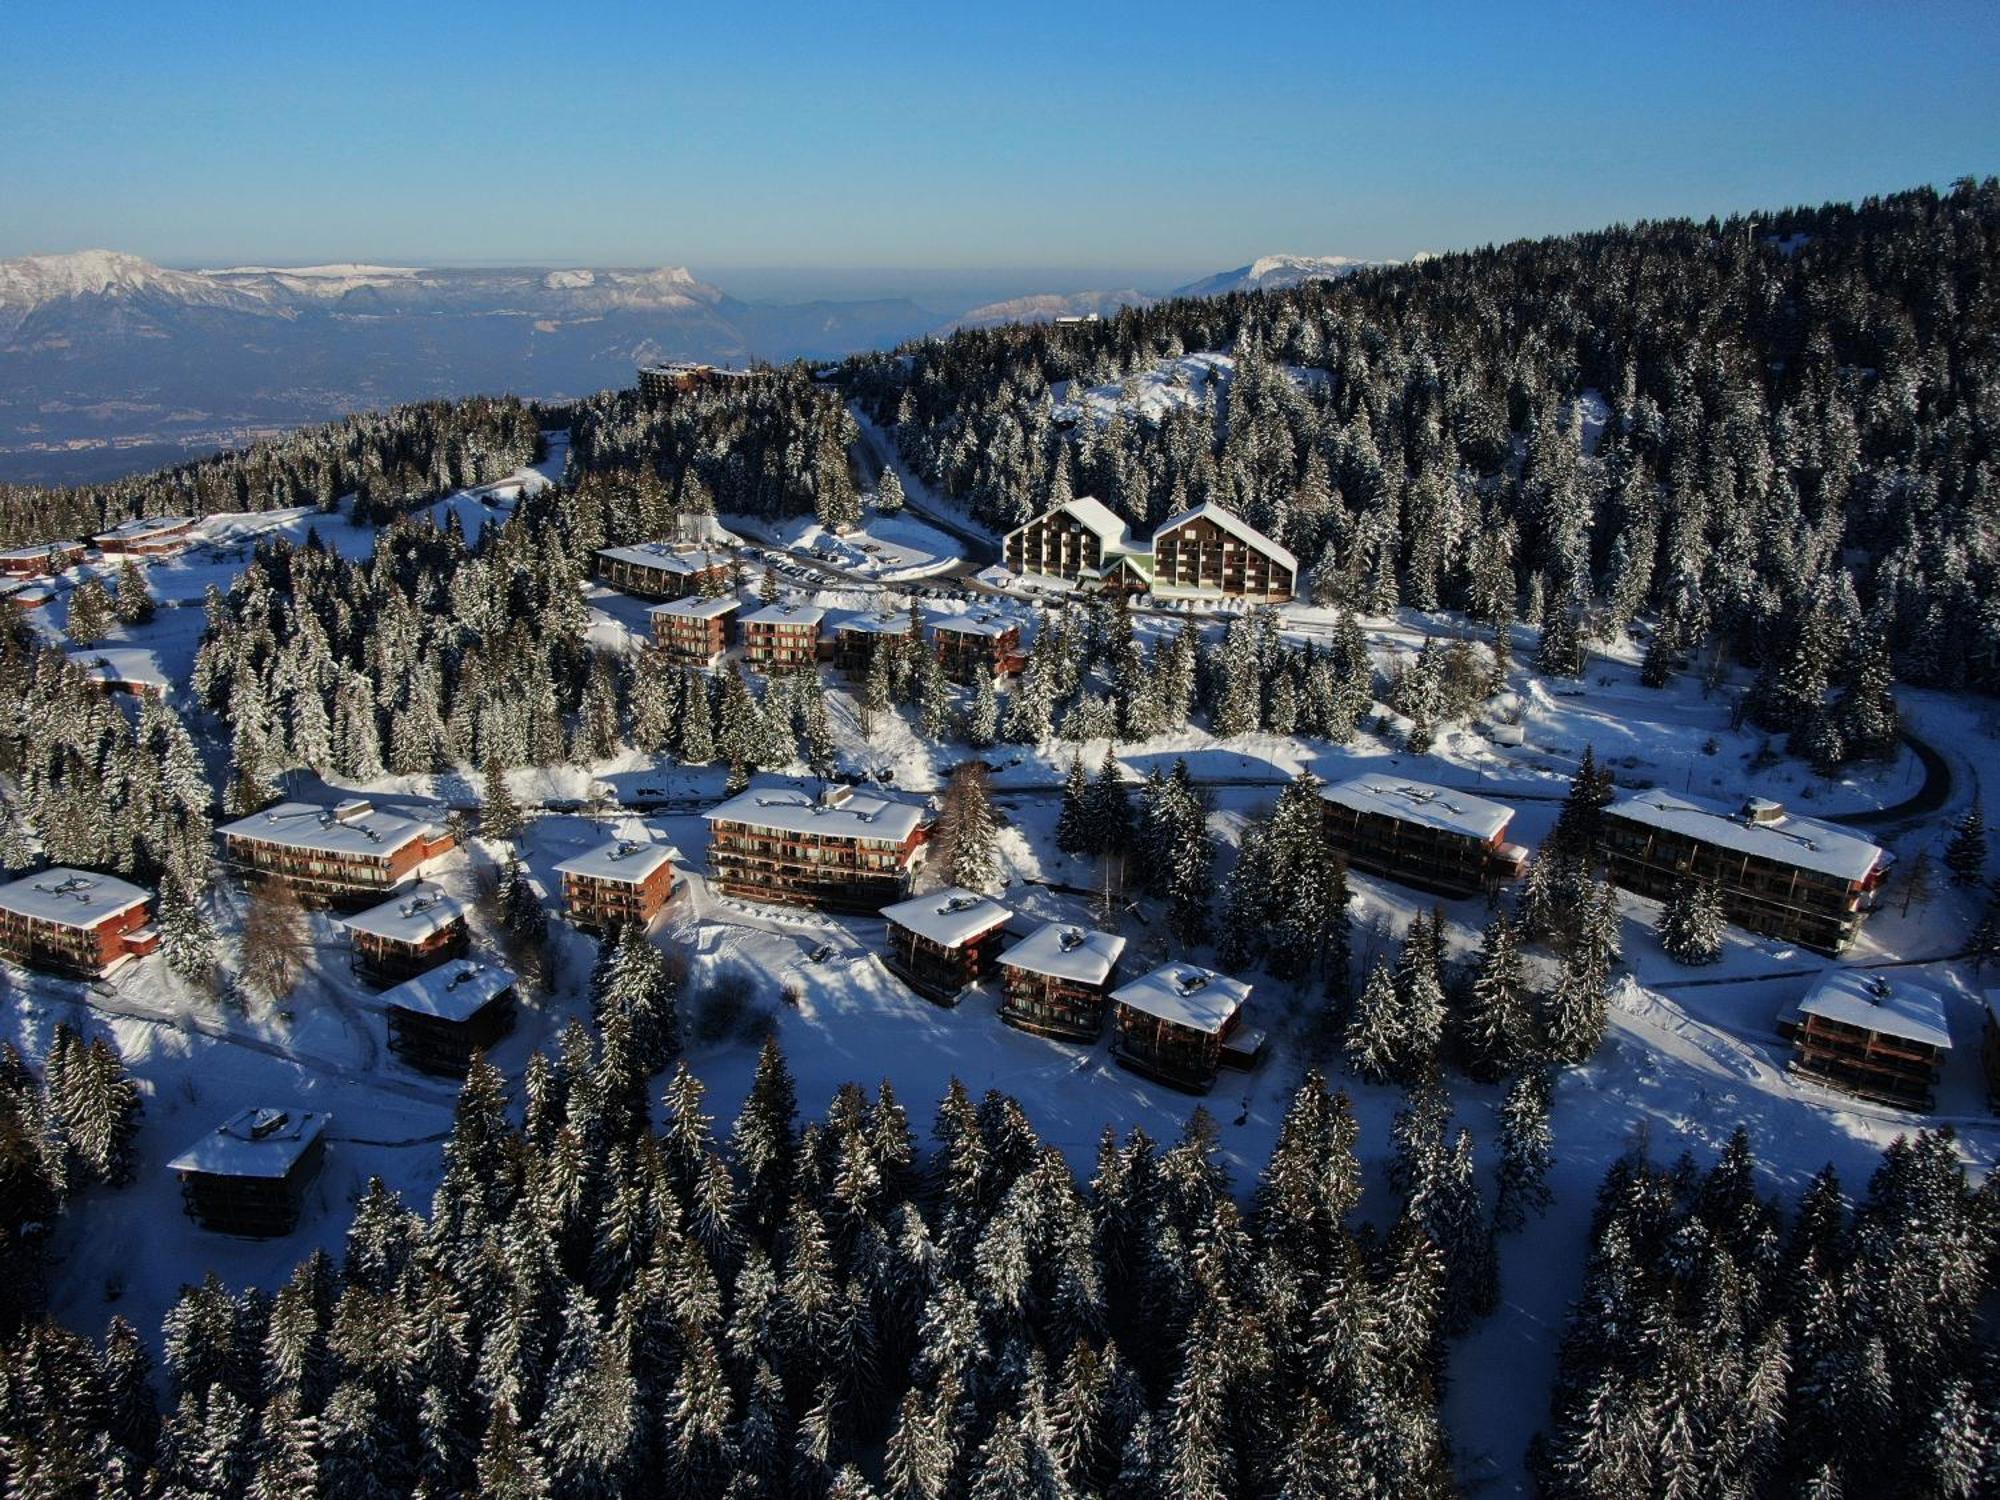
(650, 600, 738, 667)
(1004, 509, 1114, 581)
(1150, 510, 1294, 601)
(882, 913, 1009, 1005)
(1600, 808, 1886, 955)
(1319, 787, 1523, 898)
(597, 545, 732, 601)
(931, 621, 1025, 683)
(1792, 1012, 1945, 1110)
(1000, 964, 1114, 1041)
(221, 807, 456, 908)
(742, 610, 823, 670)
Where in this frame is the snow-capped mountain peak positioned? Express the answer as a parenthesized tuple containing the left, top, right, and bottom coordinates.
(1172, 252, 1396, 299)
(0, 249, 235, 307)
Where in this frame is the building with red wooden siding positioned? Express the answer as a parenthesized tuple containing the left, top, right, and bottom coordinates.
(92, 515, 198, 557)
(930, 614, 1026, 682)
(649, 595, 740, 668)
(705, 782, 931, 912)
(554, 838, 680, 931)
(219, 799, 457, 907)
(596, 541, 733, 600)
(0, 867, 158, 978)
(741, 602, 825, 670)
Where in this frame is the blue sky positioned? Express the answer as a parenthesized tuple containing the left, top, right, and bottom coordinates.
(3, 1, 1995, 279)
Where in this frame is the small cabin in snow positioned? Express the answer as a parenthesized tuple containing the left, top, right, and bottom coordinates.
(169, 1106, 328, 1237)
(879, 887, 1011, 1004)
(997, 922, 1127, 1041)
(1110, 962, 1262, 1093)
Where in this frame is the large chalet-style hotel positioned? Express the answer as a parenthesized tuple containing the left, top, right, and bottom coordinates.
(1000, 495, 1295, 601)
(649, 594, 740, 668)
(638, 361, 775, 401)
(0, 867, 159, 978)
(1002, 496, 1154, 594)
(742, 602, 825, 670)
(1600, 791, 1889, 955)
(1788, 969, 1951, 1111)
(1109, 961, 1263, 1093)
(554, 838, 680, 931)
(595, 540, 732, 600)
(1319, 774, 1528, 897)
(337, 884, 469, 986)
(92, 514, 198, 557)
(705, 782, 932, 912)
(879, 887, 1011, 1004)
(169, 1106, 328, 1237)
(997, 921, 1128, 1042)
(219, 798, 457, 906)
(1149, 502, 1296, 602)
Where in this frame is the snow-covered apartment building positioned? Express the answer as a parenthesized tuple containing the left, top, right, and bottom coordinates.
(1599, 791, 1889, 955)
(879, 887, 1011, 1004)
(1002, 496, 1295, 602)
(1788, 969, 1951, 1110)
(554, 838, 681, 931)
(1318, 774, 1529, 898)
(742, 603, 825, 670)
(596, 540, 732, 600)
(1110, 961, 1263, 1093)
(337, 883, 469, 986)
(0, 540, 87, 578)
(930, 614, 1027, 682)
(383, 962, 518, 1076)
(170, 1106, 328, 1237)
(219, 799, 457, 906)
(638, 362, 775, 401)
(832, 611, 915, 679)
(0, 867, 159, 978)
(705, 783, 932, 912)
(649, 595, 740, 668)
(997, 921, 1128, 1042)
(92, 514, 198, 557)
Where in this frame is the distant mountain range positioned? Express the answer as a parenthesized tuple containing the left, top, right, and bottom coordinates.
(0, 248, 1393, 483)
(1170, 253, 1398, 299)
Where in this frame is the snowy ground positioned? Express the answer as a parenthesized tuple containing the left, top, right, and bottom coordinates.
(7, 435, 2000, 1493)
(727, 504, 963, 581)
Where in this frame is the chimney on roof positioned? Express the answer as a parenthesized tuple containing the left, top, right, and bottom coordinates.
(821, 783, 854, 809)
(332, 798, 374, 825)
(1743, 797, 1785, 825)
(1864, 974, 1893, 1005)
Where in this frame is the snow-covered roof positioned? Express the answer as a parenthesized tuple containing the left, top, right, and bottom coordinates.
(66, 647, 170, 691)
(704, 784, 930, 841)
(1000, 921, 1127, 985)
(742, 602, 825, 628)
(649, 595, 741, 621)
(0, 541, 84, 563)
(1606, 789, 1886, 883)
(219, 800, 442, 858)
(1798, 969, 1951, 1052)
(1111, 962, 1251, 1034)
(554, 839, 680, 883)
(931, 612, 1018, 638)
(1154, 502, 1297, 572)
(597, 541, 730, 575)
(92, 514, 197, 544)
(382, 961, 516, 1022)
(1319, 774, 1515, 841)
(836, 611, 915, 636)
(337, 885, 466, 943)
(0, 867, 151, 929)
(168, 1107, 327, 1179)
(879, 888, 1011, 948)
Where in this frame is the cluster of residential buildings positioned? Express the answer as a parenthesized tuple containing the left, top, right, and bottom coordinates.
(0, 515, 199, 583)
(1002, 496, 1298, 602)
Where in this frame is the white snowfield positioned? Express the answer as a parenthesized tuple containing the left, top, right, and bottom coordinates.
(1606, 787, 1886, 882)
(1110, 961, 1252, 1033)
(835, 610, 916, 636)
(335, 886, 466, 944)
(1000, 921, 1127, 985)
(740, 602, 825, 627)
(1796, 968, 1952, 1051)
(166, 1107, 328, 1179)
(878, 888, 1011, 949)
(380, 962, 515, 1022)
(552, 838, 679, 883)
(1318, 772, 1515, 840)
(595, 541, 730, 575)
(217, 800, 443, 858)
(92, 514, 197, 545)
(0, 867, 150, 927)
(931, 612, 1016, 638)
